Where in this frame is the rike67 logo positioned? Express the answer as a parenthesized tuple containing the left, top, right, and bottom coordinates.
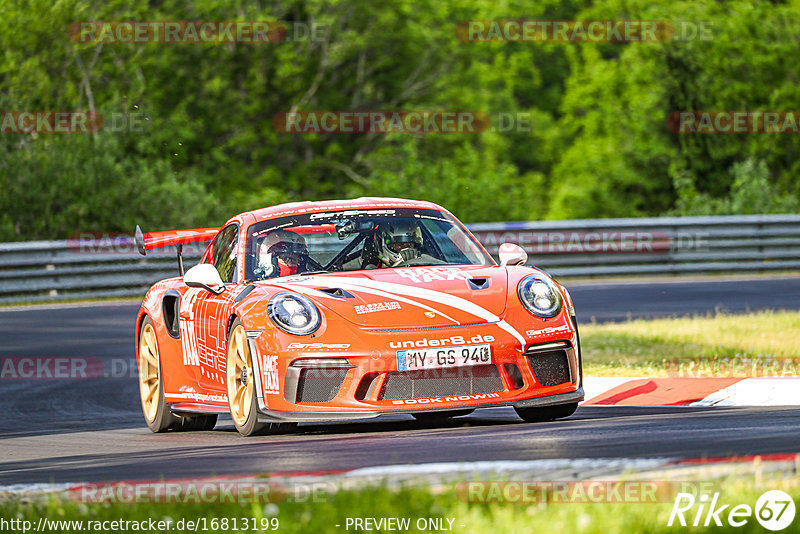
(668, 490, 795, 530)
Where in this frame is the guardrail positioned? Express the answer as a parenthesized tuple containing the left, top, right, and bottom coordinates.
(0, 214, 798, 304)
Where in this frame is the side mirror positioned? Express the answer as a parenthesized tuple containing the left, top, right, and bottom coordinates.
(184, 264, 225, 294)
(499, 243, 528, 266)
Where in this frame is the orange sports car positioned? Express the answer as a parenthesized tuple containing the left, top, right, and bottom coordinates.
(134, 198, 583, 435)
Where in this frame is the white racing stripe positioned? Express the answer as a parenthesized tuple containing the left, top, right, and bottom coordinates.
(289, 276, 527, 345)
(275, 282, 461, 325)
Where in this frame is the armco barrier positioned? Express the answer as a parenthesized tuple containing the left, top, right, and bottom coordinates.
(0, 214, 798, 304)
(469, 214, 800, 277)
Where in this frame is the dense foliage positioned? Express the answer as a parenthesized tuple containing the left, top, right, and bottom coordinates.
(1, 0, 798, 240)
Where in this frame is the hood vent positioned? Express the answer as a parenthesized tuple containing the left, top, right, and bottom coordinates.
(316, 287, 355, 299)
(467, 278, 490, 290)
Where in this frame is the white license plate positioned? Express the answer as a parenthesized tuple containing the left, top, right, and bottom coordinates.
(396, 344, 491, 372)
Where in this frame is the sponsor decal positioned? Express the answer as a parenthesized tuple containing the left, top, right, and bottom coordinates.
(262, 355, 279, 394)
(286, 342, 351, 351)
(390, 334, 494, 350)
(355, 301, 401, 314)
(169, 391, 227, 403)
(178, 288, 203, 366)
(396, 267, 473, 284)
(391, 392, 501, 405)
(309, 209, 395, 220)
(526, 325, 571, 337)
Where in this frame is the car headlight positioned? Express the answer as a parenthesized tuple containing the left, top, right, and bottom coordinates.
(267, 292, 321, 335)
(518, 275, 562, 318)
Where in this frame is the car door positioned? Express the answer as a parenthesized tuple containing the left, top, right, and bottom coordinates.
(179, 223, 240, 396)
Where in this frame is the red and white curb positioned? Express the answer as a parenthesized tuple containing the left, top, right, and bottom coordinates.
(583, 376, 800, 406)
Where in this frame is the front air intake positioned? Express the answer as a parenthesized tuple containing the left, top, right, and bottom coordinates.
(526, 349, 571, 386)
(295, 367, 350, 403)
(285, 358, 353, 403)
(379, 364, 504, 400)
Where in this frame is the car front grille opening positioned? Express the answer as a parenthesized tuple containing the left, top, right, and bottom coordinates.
(378, 364, 504, 400)
(354, 372, 380, 401)
(503, 363, 525, 390)
(296, 367, 350, 403)
(526, 349, 571, 387)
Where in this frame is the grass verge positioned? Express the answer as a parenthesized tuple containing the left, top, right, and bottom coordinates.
(581, 310, 800, 376)
(1, 475, 798, 533)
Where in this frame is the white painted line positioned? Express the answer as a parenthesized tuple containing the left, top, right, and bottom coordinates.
(0, 482, 76, 494)
(344, 458, 672, 478)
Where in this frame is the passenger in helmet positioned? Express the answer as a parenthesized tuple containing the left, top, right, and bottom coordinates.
(254, 229, 309, 279)
(374, 221, 424, 267)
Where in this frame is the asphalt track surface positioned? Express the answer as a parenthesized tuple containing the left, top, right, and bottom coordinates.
(1, 277, 799, 486)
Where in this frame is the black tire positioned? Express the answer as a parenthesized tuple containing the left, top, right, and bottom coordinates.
(138, 316, 181, 433)
(178, 414, 219, 431)
(514, 402, 578, 423)
(226, 318, 295, 436)
(412, 409, 475, 423)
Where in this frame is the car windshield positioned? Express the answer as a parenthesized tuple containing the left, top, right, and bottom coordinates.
(244, 207, 492, 281)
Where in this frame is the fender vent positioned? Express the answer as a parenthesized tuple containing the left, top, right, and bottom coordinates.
(162, 293, 180, 338)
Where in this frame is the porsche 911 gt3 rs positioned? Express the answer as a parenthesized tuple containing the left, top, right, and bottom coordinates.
(134, 198, 583, 435)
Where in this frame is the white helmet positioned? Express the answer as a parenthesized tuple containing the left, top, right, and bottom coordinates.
(260, 229, 308, 257)
(255, 229, 308, 278)
(376, 221, 423, 266)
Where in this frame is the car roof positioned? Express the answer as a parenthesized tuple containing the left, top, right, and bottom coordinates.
(234, 197, 449, 225)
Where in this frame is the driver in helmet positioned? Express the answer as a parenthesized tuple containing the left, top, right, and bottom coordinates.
(374, 221, 425, 267)
(253, 229, 309, 279)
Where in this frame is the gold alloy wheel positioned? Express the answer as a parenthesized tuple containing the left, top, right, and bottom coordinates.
(138, 323, 161, 423)
(227, 325, 254, 426)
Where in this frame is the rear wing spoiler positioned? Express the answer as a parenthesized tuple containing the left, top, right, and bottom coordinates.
(134, 226, 220, 256)
(135, 225, 220, 275)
